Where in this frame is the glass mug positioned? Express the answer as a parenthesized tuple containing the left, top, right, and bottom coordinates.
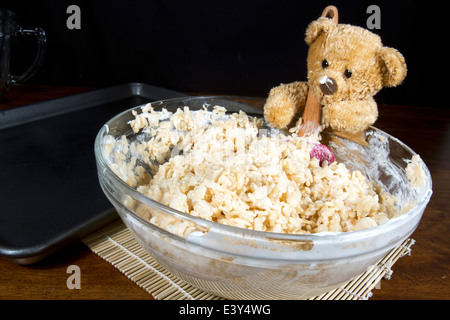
(0, 9, 46, 96)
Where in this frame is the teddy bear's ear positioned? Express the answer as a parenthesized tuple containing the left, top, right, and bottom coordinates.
(305, 17, 336, 46)
(378, 47, 407, 87)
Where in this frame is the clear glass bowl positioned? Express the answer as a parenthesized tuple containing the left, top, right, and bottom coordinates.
(94, 96, 432, 299)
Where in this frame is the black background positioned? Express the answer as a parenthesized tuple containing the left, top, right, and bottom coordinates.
(2, 0, 443, 107)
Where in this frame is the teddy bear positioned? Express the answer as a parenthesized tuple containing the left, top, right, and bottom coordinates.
(263, 6, 407, 144)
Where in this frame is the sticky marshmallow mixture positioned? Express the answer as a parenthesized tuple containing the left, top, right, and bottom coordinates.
(103, 103, 406, 234)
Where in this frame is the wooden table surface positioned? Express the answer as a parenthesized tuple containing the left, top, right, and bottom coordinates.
(0, 84, 448, 300)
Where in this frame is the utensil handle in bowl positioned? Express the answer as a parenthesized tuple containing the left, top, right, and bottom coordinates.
(298, 6, 339, 138)
(297, 90, 322, 137)
(321, 5, 339, 25)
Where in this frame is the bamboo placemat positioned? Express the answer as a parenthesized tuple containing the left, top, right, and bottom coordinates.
(82, 219, 415, 300)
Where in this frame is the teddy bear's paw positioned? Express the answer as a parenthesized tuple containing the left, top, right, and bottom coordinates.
(322, 100, 378, 135)
(263, 82, 308, 129)
(264, 97, 296, 129)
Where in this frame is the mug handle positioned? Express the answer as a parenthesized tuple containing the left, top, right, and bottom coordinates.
(11, 27, 47, 85)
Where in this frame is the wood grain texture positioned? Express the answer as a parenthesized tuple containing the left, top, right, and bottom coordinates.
(0, 85, 448, 300)
(298, 90, 322, 138)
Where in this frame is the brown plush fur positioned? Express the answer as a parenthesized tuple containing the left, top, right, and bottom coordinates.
(264, 16, 407, 135)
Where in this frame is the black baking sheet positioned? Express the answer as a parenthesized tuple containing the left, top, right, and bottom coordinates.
(0, 83, 185, 264)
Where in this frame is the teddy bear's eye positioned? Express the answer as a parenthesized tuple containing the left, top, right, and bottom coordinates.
(322, 60, 329, 69)
(344, 69, 352, 79)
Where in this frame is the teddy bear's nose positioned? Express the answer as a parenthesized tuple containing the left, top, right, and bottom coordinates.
(319, 76, 338, 95)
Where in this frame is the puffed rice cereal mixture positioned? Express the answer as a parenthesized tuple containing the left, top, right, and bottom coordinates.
(102, 103, 404, 234)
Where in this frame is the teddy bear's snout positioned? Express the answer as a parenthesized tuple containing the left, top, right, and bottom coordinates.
(319, 76, 338, 95)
